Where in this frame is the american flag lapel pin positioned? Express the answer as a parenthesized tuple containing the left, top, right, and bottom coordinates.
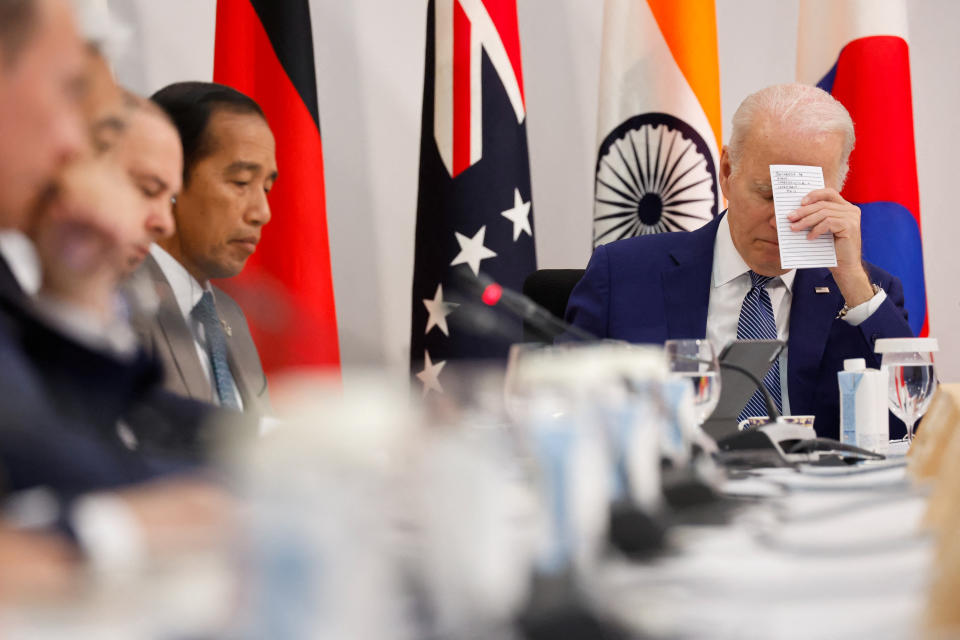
(815, 286, 830, 294)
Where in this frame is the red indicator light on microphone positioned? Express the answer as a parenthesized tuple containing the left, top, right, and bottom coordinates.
(482, 283, 503, 306)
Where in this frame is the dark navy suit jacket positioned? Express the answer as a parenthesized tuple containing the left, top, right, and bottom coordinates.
(0, 254, 221, 497)
(0, 297, 188, 497)
(0, 252, 241, 480)
(564, 215, 914, 440)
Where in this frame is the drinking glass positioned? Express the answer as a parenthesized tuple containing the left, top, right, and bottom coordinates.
(664, 339, 721, 426)
(875, 337, 939, 442)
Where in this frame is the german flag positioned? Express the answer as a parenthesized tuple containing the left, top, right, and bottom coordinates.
(213, 0, 340, 374)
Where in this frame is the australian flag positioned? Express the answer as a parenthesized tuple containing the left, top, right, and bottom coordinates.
(410, 0, 537, 396)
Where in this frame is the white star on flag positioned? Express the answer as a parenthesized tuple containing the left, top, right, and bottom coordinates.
(416, 350, 446, 397)
(450, 225, 497, 276)
(500, 188, 532, 241)
(423, 284, 458, 336)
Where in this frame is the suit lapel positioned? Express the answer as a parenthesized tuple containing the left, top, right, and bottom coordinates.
(145, 255, 213, 402)
(787, 268, 842, 411)
(661, 217, 718, 340)
(0, 253, 26, 302)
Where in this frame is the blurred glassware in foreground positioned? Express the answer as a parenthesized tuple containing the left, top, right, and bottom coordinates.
(4, 344, 712, 638)
(664, 338, 721, 428)
(228, 373, 418, 640)
(876, 337, 939, 442)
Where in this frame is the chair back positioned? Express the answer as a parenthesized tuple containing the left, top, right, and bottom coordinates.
(521, 268, 585, 343)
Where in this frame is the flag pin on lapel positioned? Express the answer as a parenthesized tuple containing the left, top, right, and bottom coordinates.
(815, 286, 830, 294)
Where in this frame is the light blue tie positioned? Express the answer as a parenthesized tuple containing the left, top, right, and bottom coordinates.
(737, 271, 783, 421)
(192, 291, 241, 410)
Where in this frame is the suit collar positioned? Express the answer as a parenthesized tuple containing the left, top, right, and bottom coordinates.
(144, 256, 254, 409)
(667, 212, 722, 268)
(149, 244, 209, 320)
(142, 254, 214, 403)
(0, 250, 26, 302)
(711, 214, 796, 293)
(661, 215, 720, 339)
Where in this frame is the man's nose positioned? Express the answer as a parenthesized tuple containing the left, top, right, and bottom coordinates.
(55, 110, 87, 166)
(245, 189, 271, 227)
(148, 202, 175, 240)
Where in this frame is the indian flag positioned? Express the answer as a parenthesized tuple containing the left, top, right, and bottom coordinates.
(593, 0, 721, 247)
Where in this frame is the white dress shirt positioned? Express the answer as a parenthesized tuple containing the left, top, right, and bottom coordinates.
(149, 244, 244, 409)
(706, 215, 886, 415)
(0, 230, 41, 295)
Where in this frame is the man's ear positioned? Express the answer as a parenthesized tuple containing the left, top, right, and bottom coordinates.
(718, 146, 733, 199)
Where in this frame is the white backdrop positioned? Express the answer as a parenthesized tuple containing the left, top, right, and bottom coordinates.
(109, 0, 960, 382)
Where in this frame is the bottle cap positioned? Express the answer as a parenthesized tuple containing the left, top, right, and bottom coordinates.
(843, 358, 866, 372)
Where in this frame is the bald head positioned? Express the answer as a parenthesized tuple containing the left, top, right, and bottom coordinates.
(109, 95, 183, 273)
(728, 83, 855, 188)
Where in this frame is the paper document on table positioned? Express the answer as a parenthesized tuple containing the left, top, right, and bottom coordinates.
(770, 164, 837, 269)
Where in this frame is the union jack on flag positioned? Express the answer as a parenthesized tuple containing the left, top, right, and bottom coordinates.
(411, 0, 537, 395)
(432, 0, 526, 177)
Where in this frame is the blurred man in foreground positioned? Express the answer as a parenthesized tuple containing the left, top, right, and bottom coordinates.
(133, 81, 275, 415)
(0, 0, 230, 597)
(0, 11, 219, 456)
(565, 83, 913, 439)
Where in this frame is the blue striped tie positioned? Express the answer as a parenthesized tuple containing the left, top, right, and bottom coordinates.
(192, 291, 241, 410)
(737, 271, 782, 421)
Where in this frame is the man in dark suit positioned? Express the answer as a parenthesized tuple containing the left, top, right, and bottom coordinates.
(0, 2, 236, 593)
(131, 82, 274, 415)
(0, 65, 236, 459)
(565, 83, 914, 440)
(0, 0, 221, 489)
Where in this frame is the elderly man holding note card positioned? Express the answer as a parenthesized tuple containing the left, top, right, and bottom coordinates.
(565, 83, 913, 439)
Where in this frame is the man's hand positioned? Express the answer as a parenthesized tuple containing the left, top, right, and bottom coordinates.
(0, 525, 80, 602)
(788, 187, 874, 306)
(115, 478, 234, 555)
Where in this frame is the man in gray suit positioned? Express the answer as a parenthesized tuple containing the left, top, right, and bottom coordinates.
(130, 82, 276, 416)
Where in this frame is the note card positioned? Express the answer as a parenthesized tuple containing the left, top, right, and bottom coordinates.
(770, 164, 837, 269)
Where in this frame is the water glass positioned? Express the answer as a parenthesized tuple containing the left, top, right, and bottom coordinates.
(875, 337, 939, 442)
(664, 339, 721, 426)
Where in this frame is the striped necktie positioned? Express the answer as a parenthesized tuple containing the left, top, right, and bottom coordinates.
(737, 271, 783, 421)
(192, 291, 241, 410)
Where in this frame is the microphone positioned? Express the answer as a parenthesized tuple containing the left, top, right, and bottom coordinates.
(452, 267, 677, 556)
(450, 271, 872, 469)
(713, 361, 884, 467)
(450, 267, 597, 343)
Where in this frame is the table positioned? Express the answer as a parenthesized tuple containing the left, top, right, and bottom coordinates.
(594, 443, 933, 639)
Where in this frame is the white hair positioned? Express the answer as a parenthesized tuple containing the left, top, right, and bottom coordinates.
(728, 83, 856, 187)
